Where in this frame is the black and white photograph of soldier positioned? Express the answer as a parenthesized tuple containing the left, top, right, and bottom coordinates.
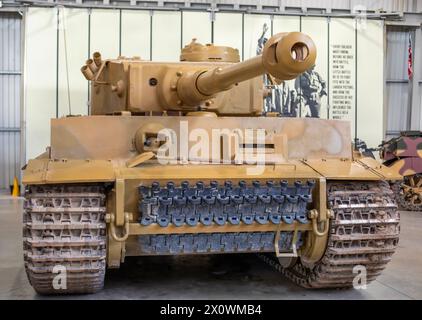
(257, 24, 327, 118)
(256, 23, 283, 113)
(295, 65, 327, 118)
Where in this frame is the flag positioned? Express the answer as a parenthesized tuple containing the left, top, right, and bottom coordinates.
(408, 34, 413, 80)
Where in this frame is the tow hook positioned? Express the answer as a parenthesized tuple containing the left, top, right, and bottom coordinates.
(106, 212, 132, 242)
(308, 209, 334, 237)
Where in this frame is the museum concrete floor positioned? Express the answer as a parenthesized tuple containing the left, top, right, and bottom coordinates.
(1, 193, 421, 300)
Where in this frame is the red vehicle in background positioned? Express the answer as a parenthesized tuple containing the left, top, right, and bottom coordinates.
(380, 131, 422, 211)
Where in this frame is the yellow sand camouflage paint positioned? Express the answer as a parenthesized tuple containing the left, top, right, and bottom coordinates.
(22, 32, 401, 294)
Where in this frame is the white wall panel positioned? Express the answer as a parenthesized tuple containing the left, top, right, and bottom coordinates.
(243, 14, 271, 59)
(58, 8, 89, 117)
(302, 17, 329, 119)
(25, 7, 57, 160)
(329, 18, 356, 138)
(182, 11, 211, 47)
(151, 11, 181, 61)
(272, 15, 300, 33)
(357, 20, 384, 148)
(90, 9, 120, 59)
(121, 10, 151, 60)
(214, 13, 243, 59)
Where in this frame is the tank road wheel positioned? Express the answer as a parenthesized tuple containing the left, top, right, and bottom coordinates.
(391, 175, 422, 211)
(261, 181, 400, 288)
(23, 184, 107, 295)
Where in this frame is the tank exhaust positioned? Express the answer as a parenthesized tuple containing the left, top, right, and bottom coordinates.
(81, 52, 104, 81)
(81, 65, 94, 81)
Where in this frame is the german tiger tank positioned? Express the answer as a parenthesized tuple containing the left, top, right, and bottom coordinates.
(22, 32, 401, 294)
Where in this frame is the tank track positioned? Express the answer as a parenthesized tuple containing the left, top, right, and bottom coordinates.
(138, 231, 303, 255)
(258, 181, 400, 288)
(138, 180, 315, 227)
(137, 180, 314, 255)
(391, 180, 422, 211)
(23, 184, 107, 295)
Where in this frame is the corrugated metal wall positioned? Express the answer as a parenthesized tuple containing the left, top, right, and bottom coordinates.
(267, 0, 417, 12)
(0, 12, 22, 191)
(4, 0, 421, 13)
(386, 26, 422, 138)
(350, 0, 417, 12)
(243, 0, 418, 12)
(88, 0, 419, 12)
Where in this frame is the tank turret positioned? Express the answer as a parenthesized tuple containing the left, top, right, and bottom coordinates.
(82, 32, 316, 115)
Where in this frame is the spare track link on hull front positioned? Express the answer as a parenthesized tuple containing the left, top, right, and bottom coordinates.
(23, 184, 107, 295)
(138, 231, 303, 255)
(138, 180, 315, 227)
(259, 181, 400, 289)
(136, 179, 314, 255)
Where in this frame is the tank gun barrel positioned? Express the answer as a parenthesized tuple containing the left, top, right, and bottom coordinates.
(196, 56, 264, 96)
(176, 31, 316, 107)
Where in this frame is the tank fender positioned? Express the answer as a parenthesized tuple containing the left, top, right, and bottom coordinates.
(22, 158, 115, 185)
(303, 158, 402, 181)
